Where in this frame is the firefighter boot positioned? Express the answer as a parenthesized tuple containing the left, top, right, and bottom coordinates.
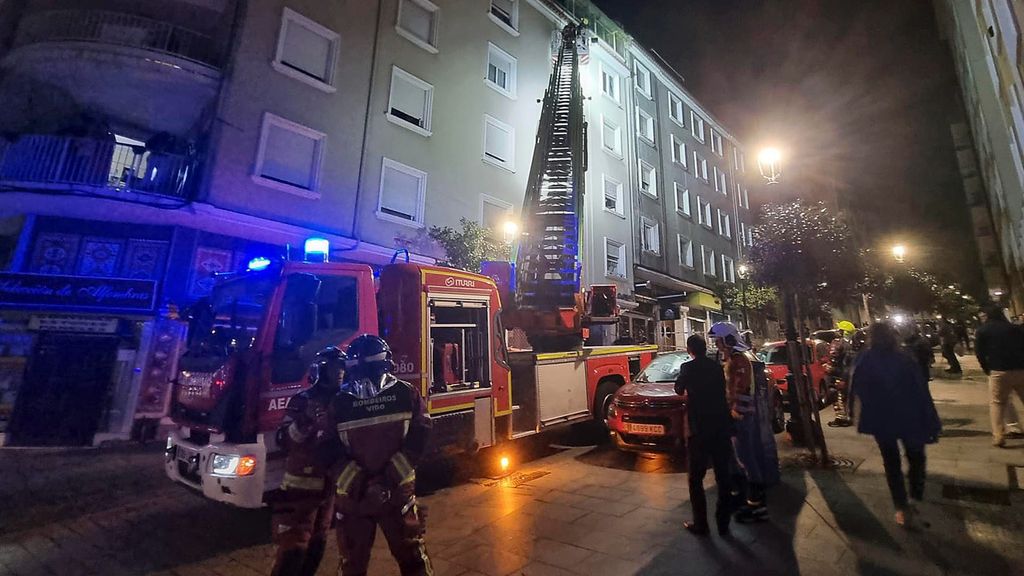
(828, 390, 852, 427)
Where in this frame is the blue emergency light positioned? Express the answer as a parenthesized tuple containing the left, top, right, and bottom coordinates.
(304, 237, 330, 262)
(247, 257, 272, 271)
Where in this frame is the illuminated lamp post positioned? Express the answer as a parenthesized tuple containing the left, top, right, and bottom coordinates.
(737, 264, 750, 330)
(757, 146, 827, 462)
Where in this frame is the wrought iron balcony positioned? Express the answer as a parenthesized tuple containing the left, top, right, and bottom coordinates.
(0, 134, 195, 202)
(13, 9, 223, 68)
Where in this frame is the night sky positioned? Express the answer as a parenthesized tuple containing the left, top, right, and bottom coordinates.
(593, 0, 984, 293)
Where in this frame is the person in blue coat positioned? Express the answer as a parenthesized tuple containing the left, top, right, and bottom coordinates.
(850, 322, 941, 527)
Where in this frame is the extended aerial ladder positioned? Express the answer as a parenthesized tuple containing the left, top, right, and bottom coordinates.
(485, 23, 617, 352)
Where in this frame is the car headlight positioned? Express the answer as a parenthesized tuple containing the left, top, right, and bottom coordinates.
(211, 453, 257, 477)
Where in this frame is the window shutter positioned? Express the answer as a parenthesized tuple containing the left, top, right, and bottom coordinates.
(282, 21, 330, 80)
(382, 165, 420, 220)
(262, 125, 316, 189)
(485, 121, 512, 162)
(400, 1, 433, 44)
(391, 75, 427, 126)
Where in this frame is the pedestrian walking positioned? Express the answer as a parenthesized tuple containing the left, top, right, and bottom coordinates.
(709, 322, 779, 524)
(974, 305, 1024, 448)
(675, 334, 734, 537)
(902, 325, 935, 384)
(939, 319, 962, 375)
(332, 335, 433, 576)
(850, 322, 941, 527)
(270, 347, 347, 576)
(826, 321, 857, 428)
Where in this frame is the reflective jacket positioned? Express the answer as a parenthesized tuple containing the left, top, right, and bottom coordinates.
(279, 385, 341, 492)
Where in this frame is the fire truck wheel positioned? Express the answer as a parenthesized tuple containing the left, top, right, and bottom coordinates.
(593, 379, 621, 433)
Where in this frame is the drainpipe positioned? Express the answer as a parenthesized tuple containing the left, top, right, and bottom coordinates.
(351, 0, 385, 242)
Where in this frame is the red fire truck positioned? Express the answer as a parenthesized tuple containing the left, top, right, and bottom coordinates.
(164, 253, 654, 508)
(164, 24, 655, 508)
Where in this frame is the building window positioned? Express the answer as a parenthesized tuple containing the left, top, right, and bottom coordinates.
(396, 0, 439, 53)
(710, 130, 724, 156)
(273, 8, 340, 92)
(678, 235, 694, 268)
(714, 167, 727, 194)
(378, 157, 427, 226)
(718, 209, 731, 238)
(668, 93, 684, 126)
(692, 152, 708, 181)
(600, 63, 621, 104)
(480, 194, 513, 235)
(746, 225, 754, 247)
(489, 0, 519, 34)
(636, 107, 655, 144)
(670, 134, 687, 166)
(739, 222, 746, 246)
(701, 245, 717, 277)
(601, 115, 622, 157)
(735, 149, 745, 172)
(387, 66, 433, 137)
(742, 186, 750, 209)
(634, 61, 652, 99)
(253, 113, 325, 197)
(486, 42, 517, 98)
(696, 196, 712, 228)
(638, 159, 657, 197)
(482, 114, 515, 171)
(605, 238, 626, 278)
(674, 183, 690, 217)
(603, 174, 624, 215)
(690, 110, 706, 143)
(641, 219, 660, 254)
(721, 255, 735, 283)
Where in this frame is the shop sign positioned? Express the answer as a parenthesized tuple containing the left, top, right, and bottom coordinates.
(0, 272, 157, 313)
(28, 315, 120, 334)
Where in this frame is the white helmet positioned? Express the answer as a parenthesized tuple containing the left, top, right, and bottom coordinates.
(708, 322, 749, 352)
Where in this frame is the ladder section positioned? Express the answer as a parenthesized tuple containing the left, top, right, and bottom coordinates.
(515, 25, 586, 311)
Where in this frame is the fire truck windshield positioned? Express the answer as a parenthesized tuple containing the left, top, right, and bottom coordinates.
(185, 275, 276, 359)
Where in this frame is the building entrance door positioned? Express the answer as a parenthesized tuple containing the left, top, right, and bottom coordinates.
(10, 333, 119, 446)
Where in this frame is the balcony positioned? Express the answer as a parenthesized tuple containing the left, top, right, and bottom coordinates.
(0, 134, 195, 204)
(2, 8, 226, 136)
(13, 9, 224, 68)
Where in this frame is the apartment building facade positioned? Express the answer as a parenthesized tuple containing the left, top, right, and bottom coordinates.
(0, 0, 748, 445)
(935, 0, 1023, 312)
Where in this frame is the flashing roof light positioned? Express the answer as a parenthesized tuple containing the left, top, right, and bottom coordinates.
(247, 257, 272, 272)
(304, 237, 330, 262)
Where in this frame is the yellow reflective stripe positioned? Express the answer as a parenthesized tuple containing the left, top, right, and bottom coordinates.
(335, 462, 361, 495)
(391, 452, 415, 485)
(336, 412, 413, 432)
(282, 473, 324, 491)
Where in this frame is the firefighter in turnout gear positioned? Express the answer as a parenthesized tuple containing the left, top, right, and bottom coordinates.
(332, 335, 433, 576)
(709, 322, 780, 524)
(827, 321, 857, 428)
(270, 346, 347, 576)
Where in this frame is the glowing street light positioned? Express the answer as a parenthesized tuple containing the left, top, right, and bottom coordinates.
(502, 220, 519, 242)
(757, 147, 783, 185)
(892, 244, 906, 263)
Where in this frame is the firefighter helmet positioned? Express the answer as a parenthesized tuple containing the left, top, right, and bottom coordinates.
(344, 334, 395, 380)
(837, 320, 856, 334)
(708, 322, 749, 352)
(309, 346, 347, 390)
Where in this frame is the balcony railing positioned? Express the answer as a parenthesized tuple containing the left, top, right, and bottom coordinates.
(0, 134, 194, 201)
(14, 9, 222, 68)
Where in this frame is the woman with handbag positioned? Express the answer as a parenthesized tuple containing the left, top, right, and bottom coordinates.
(850, 322, 942, 527)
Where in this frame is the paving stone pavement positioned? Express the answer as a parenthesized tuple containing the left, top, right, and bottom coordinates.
(2, 355, 1024, 575)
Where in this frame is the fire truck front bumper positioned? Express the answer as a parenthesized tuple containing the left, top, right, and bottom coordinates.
(164, 429, 269, 509)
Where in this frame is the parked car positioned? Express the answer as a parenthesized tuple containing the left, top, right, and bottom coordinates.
(607, 351, 784, 454)
(758, 339, 832, 411)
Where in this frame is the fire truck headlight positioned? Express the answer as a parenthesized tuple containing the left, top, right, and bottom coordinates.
(164, 436, 176, 461)
(212, 454, 257, 477)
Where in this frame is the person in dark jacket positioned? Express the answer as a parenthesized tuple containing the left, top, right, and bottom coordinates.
(939, 319, 962, 374)
(902, 325, 934, 384)
(675, 335, 734, 537)
(851, 322, 941, 527)
(974, 305, 1024, 447)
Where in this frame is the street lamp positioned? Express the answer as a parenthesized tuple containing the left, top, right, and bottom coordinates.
(892, 244, 906, 263)
(757, 146, 825, 461)
(502, 220, 519, 243)
(757, 148, 783, 184)
(737, 264, 750, 330)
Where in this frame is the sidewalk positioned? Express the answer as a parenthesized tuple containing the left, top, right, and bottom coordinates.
(1, 354, 1022, 575)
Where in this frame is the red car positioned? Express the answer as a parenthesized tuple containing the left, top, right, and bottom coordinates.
(606, 351, 785, 454)
(757, 339, 832, 411)
(606, 352, 690, 454)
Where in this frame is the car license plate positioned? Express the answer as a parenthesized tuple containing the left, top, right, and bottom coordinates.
(625, 423, 665, 435)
